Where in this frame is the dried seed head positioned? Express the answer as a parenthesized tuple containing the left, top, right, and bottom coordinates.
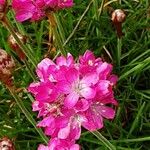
(0, 0, 6, 19)
(0, 49, 15, 86)
(8, 33, 26, 60)
(0, 137, 15, 150)
(111, 9, 126, 23)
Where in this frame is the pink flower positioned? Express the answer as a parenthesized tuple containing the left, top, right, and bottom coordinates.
(36, 58, 56, 82)
(79, 50, 102, 74)
(81, 99, 116, 131)
(28, 81, 56, 103)
(28, 50, 118, 150)
(57, 68, 99, 108)
(12, 0, 74, 22)
(12, 0, 45, 22)
(0, 0, 5, 5)
(38, 144, 49, 150)
(38, 138, 80, 150)
(56, 53, 74, 67)
(58, 0, 74, 9)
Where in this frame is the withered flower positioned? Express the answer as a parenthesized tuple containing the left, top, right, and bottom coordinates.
(8, 32, 26, 60)
(111, 9, 126, 38)
(0, 137, 15, 150)
(0, 0, 7, 20)
(0, 49, 15, 86)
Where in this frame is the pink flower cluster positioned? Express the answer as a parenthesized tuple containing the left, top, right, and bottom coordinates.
(0, 0, 5, 5)
(28, 50, 118, 150)
(12, 0, 73, 22)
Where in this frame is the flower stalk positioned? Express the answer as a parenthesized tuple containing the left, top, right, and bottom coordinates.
(111, 9, 126, 71)
(3, 16, 37, 67)
(7, 86, 49, 144)
(47, 13, 67, 56)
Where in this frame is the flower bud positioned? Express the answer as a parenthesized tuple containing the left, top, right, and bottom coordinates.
(0, 49, 15, 86)
(111, 9, 126, 38)
(111, 9, 126, 23)
(0, 137, 15, 150)
(8, 32, 26, 60)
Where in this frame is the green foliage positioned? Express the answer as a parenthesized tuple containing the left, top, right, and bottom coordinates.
(0, 0, 150, 149)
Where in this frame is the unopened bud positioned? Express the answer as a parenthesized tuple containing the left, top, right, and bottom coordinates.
(111, 9, 126, 23)
(0, 137, 15, 150)
(8, 32, 26, 60)
(111, 9, 126, 38)
(0, 49, 15, 86)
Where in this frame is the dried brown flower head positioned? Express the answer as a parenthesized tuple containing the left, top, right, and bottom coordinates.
(0, 137, 15, 150)
(0, 49, 15, 86)
(0, 0, 7, 20)
(8, 32, 26, 60)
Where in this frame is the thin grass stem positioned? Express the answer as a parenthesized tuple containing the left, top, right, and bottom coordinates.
(92, 130, 116, 150)
(3, 17, 37, 67)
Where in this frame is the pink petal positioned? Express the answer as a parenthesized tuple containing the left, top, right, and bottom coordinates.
(97, 62, 112, 79)
(56, 56, 67, 66)
(81, 73, 99, 86)
(38, 144, 49, 150)
(80, 87, 96, 99)
(82, 112, 103, 131)
(75, 99, 89, 112)
(66, 53, 74, 66)
(32, 101, 40, 111)
(108, 74, 118, 85)
(99, 106, 115, 119)
(0, 0, 5, 5)
(65, 68, 79, 83)
(97, 80, 110, 95)
(58, 125, 70, 139)
(70, 144, 80, 150)
(37, 116, 54, 127)
(16, 11, 33, 22)
(56, 80, 71, 94)
(79, 50, 95, 64)
(28, 82, 40, 94)
(36, 58, 55, 81)
(64, 92, 79, 108)
(99, 97, 118, 106)
(70, 123, 81, 140)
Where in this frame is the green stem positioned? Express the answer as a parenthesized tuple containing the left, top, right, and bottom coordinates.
(117, 38, 122, 71)
(47, 13, 66, 56)
(3, 17, 37, 67)
(7, 86, 48, 144)
(63, 0, 93, 47)
(112, 136, 150, 143)
(92, 130, 116, 150)
(53, 26, 67, 56)
(24, 59, 37, 81)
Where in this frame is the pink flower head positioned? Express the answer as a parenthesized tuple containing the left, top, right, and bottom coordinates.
(58, 0, 74, 9)
(12, 0, 45, 22)
(79, 50, 102, 74)
(0, 0, 5, 5)
(0, 0, 6, 13)
(57, 68, 99, 108)
(28, 50, 118, 149)
(12, 0, 74, 22)
(38, 138, 80, 150)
